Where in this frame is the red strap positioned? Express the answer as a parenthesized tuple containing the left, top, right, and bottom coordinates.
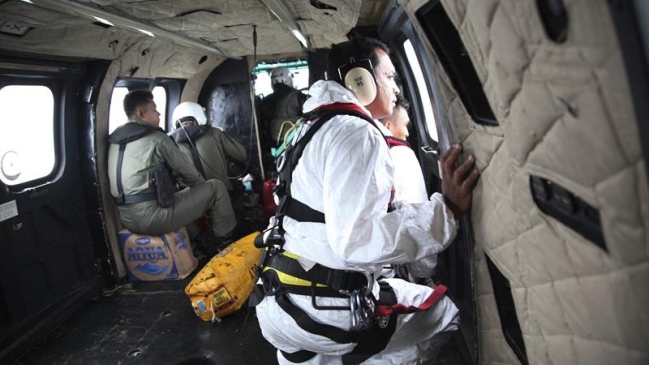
(316, 102, 370, 117)
(374, 284, 448, 316)
(385, 136, 410, 148)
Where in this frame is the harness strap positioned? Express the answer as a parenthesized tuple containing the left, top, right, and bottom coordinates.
(265, 254, 368, 293)
(375, 283, 448, 316)
(275, 104, 387, 226)
(385, 136, 410, 148)
(187, 141, 207, 178)
(278, 282, 402, 364)
(116, 143, 126, 203)
(281, 349, 318, 363)
(113, 143, 159, 206)
(249, 268, 351, 308)
(284, 197, 325, 223)
(109, 122, 159, 206)
(115, 192, 158, 206)
(275, 287, 359, 344)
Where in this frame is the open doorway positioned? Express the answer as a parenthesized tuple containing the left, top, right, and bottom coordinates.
(252, 58, 309, 97)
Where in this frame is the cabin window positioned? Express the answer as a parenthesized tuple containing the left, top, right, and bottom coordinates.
(403, 38, 438, 142)
(109, 86, 129, 133)
(0, 85, 55, 186)
(108, 85, 167, 134)
(151, 86, 167, 129)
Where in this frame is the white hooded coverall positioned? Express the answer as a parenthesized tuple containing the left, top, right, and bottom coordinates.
(377, 126, 439, 281)
(256, 80, 460, 365)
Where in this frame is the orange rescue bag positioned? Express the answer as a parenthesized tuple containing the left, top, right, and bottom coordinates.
(184, 232, 262, 322)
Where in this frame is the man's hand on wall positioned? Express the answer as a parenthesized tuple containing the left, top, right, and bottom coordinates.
(440, 143, 480, 219)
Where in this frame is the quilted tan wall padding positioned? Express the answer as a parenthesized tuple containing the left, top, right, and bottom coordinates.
(401, 0, 649, 364)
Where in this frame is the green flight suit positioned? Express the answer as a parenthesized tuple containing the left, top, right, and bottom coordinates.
(107, 120, 236, 237)
(169, 125, 247, 191)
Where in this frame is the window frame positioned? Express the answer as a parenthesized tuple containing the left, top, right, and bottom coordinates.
(416, 0, 498, 126)
(0, 77, 62, 191)
(251, 57, 310, 98)
(109, 78, 184, 132)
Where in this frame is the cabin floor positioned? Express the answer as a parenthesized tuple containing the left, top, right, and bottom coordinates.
(9, 274, 277, 365)
(9, 204, 470, 365)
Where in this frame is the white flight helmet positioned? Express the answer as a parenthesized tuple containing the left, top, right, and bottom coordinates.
(172, 101, 207, 129)
(270, 67, 294, 88)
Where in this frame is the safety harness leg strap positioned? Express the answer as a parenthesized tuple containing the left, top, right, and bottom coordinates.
(279, 282, 401, 364)
(275, 288, 359, 344)
(281, 349, 317, 363)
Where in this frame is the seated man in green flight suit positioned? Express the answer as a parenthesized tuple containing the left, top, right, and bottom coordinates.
(107, 90, 237, 254)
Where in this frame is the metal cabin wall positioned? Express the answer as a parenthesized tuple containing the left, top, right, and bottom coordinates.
(0, 60, 101, 363)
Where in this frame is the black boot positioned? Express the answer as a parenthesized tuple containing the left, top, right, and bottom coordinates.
(192, 232, 220, 257)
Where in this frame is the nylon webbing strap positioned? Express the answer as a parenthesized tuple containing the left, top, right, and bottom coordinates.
(188, 141, 207, 178)
(109, 123, 159, 206)
(385, 136, 410, 148)
(280, 349, 317, 363)
(115, 143, 127, 204)
(258, 269, 347, 298)
(266, 254, 368, 292)
(278, 283, 401, 364)
(277, 107, 384, 226)
(279, 114, 329, 187)
(374, 283, 448, 316)
(120, 192, 157, 205)
(274, 288, 358, 344)
(114, 143, 159, 206)
(284, 198, 325, 223)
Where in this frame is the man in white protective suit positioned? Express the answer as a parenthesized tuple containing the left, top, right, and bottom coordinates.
(378, 95, 438, 284)
(253, 37, 480, 365)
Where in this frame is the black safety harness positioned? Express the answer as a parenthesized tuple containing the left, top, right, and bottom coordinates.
(108, 123, 174, 207)
(109, 123, 157, 205)
(171, 124, 210, 179)
(250, 103, 449, 364)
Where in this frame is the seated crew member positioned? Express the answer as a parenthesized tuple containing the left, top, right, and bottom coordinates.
(169, 101, 248, 194)
(253, 37, 480, 364)
(379, 95, 438, 283)
(107, 90, 237, 253)
(258, 67, 308, 151)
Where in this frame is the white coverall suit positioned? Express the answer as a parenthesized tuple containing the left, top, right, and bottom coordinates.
(256, 80, 460, 365)
(381, 128, 439, 280)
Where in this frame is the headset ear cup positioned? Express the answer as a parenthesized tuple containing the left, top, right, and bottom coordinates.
(343, 67, 377, 106)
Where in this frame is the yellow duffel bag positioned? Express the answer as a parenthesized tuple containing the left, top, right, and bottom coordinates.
(185, 232, 262, 322)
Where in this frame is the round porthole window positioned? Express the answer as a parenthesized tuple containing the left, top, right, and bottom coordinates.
(1, 151, 21, 181)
